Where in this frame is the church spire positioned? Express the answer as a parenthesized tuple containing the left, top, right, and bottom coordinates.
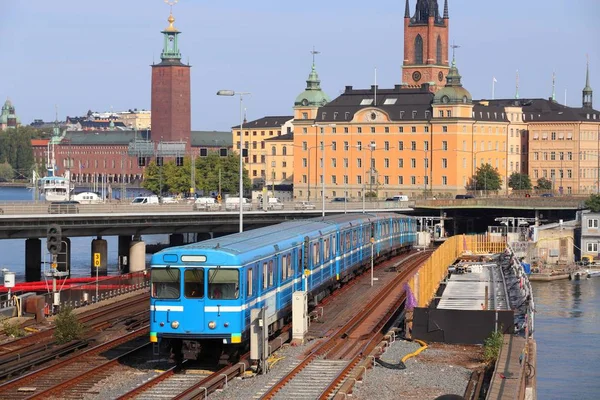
(515, 70, 520, 100)
(583, 55, 593, 108)
(405, 0, 410, 18)
(443, 0, 449, 18)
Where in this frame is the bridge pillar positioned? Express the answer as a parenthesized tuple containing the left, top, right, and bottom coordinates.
(91, 237, 108, 277)
(196, 232, 213, 241)
(25, 238, 42, 282)
(118, 235, 132, 274)
(57, 237, 71, 278)
(169, 233, 185, 247)
(129, 236, 146, 272)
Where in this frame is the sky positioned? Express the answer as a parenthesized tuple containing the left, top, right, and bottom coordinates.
(0, 0, 598, 131)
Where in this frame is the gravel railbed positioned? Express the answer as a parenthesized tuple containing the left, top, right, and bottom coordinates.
(209, 341, 313, 400)
(351, 339, 481, 400)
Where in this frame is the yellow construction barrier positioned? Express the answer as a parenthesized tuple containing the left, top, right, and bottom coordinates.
(408, 234, 506, 307)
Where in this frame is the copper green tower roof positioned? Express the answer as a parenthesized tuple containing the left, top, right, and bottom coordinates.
(294, 54, 330, 108)
(433, 52, 472, 105)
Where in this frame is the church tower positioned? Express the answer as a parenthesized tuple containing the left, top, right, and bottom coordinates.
(402, 0, 450, 91)
(151, 9, 191, 150)
(583, 58, 593, 109)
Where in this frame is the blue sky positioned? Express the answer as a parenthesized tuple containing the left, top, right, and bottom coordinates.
(0, 0, 598, 130)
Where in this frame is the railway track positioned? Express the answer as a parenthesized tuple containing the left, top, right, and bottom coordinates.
(0, 326, 149, 399)
(260, 251, 432, 400)
(0, 292, 149, 381)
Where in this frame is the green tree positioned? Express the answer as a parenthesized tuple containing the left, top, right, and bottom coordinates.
(141, 153, 250, 197)
(0, 127, 36, 179)
(508, 172, 532, 190)
(0, 162, 13, 181)
(469, 163, 502, 191)
(536, 177, 552, 191)
(585, 194, 600, 212)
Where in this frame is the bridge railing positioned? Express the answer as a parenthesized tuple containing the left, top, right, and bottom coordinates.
(0, 200, 416, 215)
(414, 198, 584, 208)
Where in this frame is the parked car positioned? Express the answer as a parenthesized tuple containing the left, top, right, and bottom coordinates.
(386, 195, 409, 202)
(540, 193, 554, 198)
(48, 201, 80, 214)
(331, 197, 351, 203)
(294, 201, 316, 210)
(225, 197, 252, 211)
(131, 196, 160, 204)
(455, 194, 475, 199)
(266, 198, 284, 210)
(194, 197, 221, 211)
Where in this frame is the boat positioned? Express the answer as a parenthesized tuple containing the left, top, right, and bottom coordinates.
(72, 191, 102, 204)
(39, 135, 74, 202)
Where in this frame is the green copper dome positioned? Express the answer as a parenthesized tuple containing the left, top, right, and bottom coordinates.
(294, 63, 330, 107)
(433, 58, 472, 105)
(0, 98, 20, 127)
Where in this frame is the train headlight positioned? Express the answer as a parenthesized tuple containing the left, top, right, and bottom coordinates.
(171, 321, 179, 329)
(208, 321, 217, 329)
(224, 322, 229, 327)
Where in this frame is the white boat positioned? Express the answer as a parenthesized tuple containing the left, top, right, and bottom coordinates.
(72, 191, 102, 204)
(39, 136, 73, 202)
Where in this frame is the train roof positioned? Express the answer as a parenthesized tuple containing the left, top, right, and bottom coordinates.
(152, 213, 411, 266)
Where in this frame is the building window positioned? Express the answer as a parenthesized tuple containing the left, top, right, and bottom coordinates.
(302, 112, 308, 119)
(302, 175, 307, 183)
(385, 127, 390, 133)
(398, 159, 404, 168)
(357, 127, 362, 134)
(384, 158, 390, 168)
(551, 132, 556, 140)
(398, 141, 404, 150)
(588, 218, 599, 228)
(567, 169, 572, 178)
(302, 141, 307, 151)
(442, 176, 448, 185)
(442, 158, 448, 169)
(332, 142, 337, 151)
(384, 176, 389, 184)
(411, 141, 417, 150)
(370, 127, 375, 133)
(439, 111, 444, 118)
(550, 152, 556, 161)
(344, 127, 349, 133)
(399, 126, 404, 133)
(384, 141, 390, 150)
(344, 141, 349, 151)
(424, 126, 429, 133)
(271, 146, 276, 156)
(424, 141, 429, 151)
(568, 152, 573, 160)
(587, 242, 598, 252)
(302, 127, 307, 134)
(442, 126, 448, 133)
(357, 159, 362, 168)
(411, 176, 416, 185)
(414, 34, 423, 64)
(357, 175, 362, 184)
(357, 141, 362, 151)
(411, 158, 416, 168)
(442, 141, 448, 150)
(398, 176, 404, 184)
(446, 110, 452, 117)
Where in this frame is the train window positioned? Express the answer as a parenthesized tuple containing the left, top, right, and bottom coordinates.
(263, 262, 268, 289)
(247, 268, 253, 297)
(298, 249, 303, 273)
(324, 239, 329, 261)
(184, 269, 204, 298)
(287, 254, 292, 277)
(346, 232, 350, 249)
(332, 235, 337, 255)
(208, 269, 239, 300)
(282, 256, 288, 280)
(152, 268, 180, 299)
(268, 260, 274, 286)
(353, 230, 357, 246)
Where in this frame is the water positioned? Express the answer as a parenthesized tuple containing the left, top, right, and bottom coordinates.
(531, 279, 600, 399)
(0, 186, 165, 281)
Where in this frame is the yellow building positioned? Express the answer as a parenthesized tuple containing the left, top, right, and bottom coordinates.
(231, 116, 293, 187)
(264, 132, 294, 187)
(117, 110, 152, 130)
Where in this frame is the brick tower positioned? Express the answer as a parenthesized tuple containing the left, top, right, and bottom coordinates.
(151, 11, 191, 150)
(402, 0, 449, 92)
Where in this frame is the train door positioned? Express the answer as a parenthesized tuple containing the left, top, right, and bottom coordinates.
(182, 268, 205, 332)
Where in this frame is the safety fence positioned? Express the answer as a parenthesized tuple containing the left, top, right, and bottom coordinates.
(42, 271, 150, 315)
(408, 234, 507, 308)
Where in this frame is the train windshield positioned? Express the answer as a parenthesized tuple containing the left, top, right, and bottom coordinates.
(184, 268, 204, 298)
(151, 268, 180, 299)
(208, 268, 239, 300)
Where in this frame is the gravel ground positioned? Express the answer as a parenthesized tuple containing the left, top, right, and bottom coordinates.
(209, 341, 313, 400)
(352, 339, 484, 400)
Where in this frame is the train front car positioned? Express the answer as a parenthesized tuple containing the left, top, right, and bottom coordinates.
(150, 248, 245, 362)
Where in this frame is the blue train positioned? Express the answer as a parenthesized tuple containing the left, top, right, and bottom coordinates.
(149, 213, 416, 360)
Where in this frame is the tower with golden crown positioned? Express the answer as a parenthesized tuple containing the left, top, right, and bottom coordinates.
(151, 9, 191, 150)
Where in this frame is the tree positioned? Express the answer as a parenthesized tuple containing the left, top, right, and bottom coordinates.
(0, 127, 35, 179)
(141, 153, 251, 197)
(508, 172, 532, 191)
(0, 162, 13, 181)
(536, 177, 552, 191)
(585, 194, 600, 212)
(470, 163, 502, 191)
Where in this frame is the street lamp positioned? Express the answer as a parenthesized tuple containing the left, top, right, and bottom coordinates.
(217, 89, 251, 233)
(315, 123, 335, 218)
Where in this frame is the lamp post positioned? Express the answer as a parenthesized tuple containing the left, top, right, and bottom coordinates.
(217, 89, 251, 233)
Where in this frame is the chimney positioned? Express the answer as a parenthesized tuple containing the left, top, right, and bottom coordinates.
(345, 85, 353, 93)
